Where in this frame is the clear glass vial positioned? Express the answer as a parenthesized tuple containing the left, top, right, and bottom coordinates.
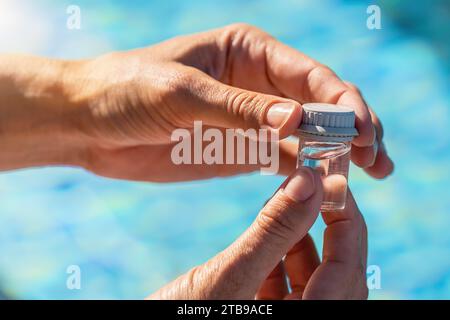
(297, 103, 358, 211)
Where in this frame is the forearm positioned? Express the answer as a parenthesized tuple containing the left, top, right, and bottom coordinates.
(0, 54, 88, 171)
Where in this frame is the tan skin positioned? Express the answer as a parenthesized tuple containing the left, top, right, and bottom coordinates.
(0, 23, 391, 299)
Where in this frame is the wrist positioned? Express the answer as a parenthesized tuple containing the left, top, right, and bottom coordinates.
(0, 54, 90, 171)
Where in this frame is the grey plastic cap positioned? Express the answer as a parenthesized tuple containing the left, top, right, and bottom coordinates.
(298, 103, 358, 140)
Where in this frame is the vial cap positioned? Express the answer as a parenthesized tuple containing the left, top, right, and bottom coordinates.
(298, 103, 359, 139)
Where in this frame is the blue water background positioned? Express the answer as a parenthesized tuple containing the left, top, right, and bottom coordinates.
(0, 0, 449, 299)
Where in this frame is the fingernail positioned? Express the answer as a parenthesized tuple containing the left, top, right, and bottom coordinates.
(373, 140, 379, 156)
(266, 102, 296, 129)
(368, 140, 379, 167)
(378, 142, 394, 176)
(283, 167, 315, 202)
(381, 142, 394, 166)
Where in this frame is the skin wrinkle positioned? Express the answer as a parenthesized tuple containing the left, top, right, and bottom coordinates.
(256, 207, 297, 246)
(224, 88, 259, 127)
(189, 249, 247, 299)
(183, 70, 225, 123)
(120, 83, 153, 142)
(338, 90, 373, 127)
(255, 187, 320, 253)
(106, 89, 146, 144)
(286, 234, 315, 256)
(136, 73, 178, 142)
(224, 228, 280, 298)
(328, 86, 351, 107)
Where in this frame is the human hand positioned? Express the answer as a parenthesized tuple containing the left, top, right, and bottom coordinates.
(0, 24, 393, 181)
(75, 23, 393, 182)
(148, 167, 368, 299)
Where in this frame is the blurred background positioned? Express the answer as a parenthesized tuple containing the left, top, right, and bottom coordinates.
(0, 0, 449, 299)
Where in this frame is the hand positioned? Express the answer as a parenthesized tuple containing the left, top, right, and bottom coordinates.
(0, 24, 393, 181)
(148, 167, 368, 299)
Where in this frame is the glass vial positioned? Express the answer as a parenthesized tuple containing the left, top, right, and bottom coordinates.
(297, 103, 358, 211)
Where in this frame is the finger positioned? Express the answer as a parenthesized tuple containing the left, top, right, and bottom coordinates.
(175, 66, 302, 140)
(344, 86, 394, 176)
(352, 142, 394, 178)
(208, 167, 323, 298)
(351, 144, 378, 169)
(284, 234, 320, 298)
(255, 262, 289, 300)
(303, 190, 369, 300)
(263, 40, 375, 148)
(344, 93, 394, 177)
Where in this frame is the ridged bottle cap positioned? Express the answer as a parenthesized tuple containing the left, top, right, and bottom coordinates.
(298, 103, 358, 140)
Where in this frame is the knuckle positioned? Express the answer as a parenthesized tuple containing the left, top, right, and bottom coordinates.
(344, 81, 361, 94)
(255, 195, 298, 243)
(313, 64, 337, 79)
(304, 64, 340, 99)
(287, 233, 314, 255)
(223, 23, 272, 44)
(224, 89, 268, 125)
(225, 22, 259, 34)
(184, 265, 207, 299)
(162, 68, 202, 104)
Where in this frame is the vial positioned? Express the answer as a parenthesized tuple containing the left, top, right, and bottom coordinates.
(297, 103, 358, 211)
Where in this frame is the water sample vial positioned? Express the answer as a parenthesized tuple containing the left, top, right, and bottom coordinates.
(297, 103, 358, 211)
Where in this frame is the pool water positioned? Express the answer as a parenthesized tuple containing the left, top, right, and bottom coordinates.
(0, 0, 449, 299)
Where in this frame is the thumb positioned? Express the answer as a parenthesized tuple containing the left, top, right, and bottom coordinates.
(179, 69, 302, 139)
(210, 167, 323, 298)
